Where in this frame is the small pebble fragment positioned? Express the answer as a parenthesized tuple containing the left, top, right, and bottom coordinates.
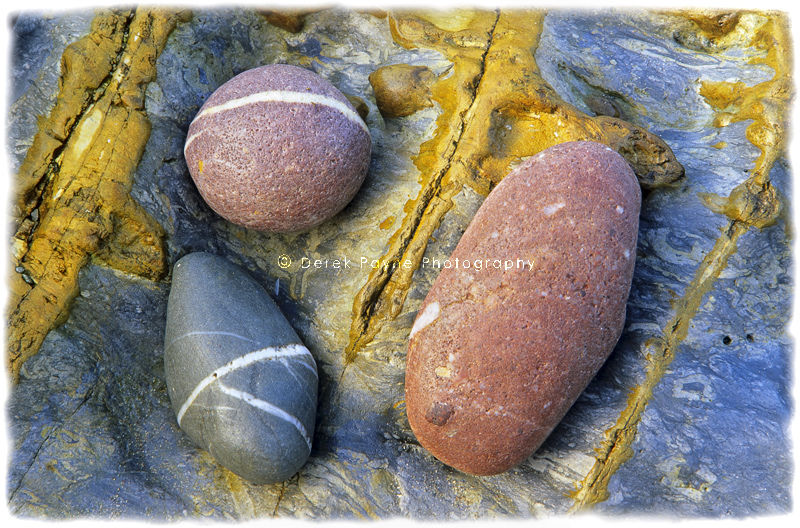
(164, 252, 318, 484)
(369, 64, 435, 118)
(184, 64, 371, 232)
(405, 141, 641, 475)
(345, 94, 370, 122)
(584, 93, 622, 118)
(259, 10, 314, 33)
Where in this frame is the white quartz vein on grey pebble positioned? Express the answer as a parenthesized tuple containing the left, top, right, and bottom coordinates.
(176, 343, 315, 424)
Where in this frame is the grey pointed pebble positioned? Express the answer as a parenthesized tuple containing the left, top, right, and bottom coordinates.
(164, 252, 318, 484)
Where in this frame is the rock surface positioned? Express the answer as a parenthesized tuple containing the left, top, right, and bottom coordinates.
(406, 141, 641, 475)
(7, 7, 792, 520)
(164, 252, 318, 484)
(184, 64, 371, 232)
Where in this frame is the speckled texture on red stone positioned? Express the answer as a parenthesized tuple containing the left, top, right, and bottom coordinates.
(184, 64, 371, 232)
(405, 141, 642, 476)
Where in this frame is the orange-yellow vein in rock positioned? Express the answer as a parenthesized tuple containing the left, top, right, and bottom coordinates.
(7, 9, 190, 380)
(344, 9, 684, 364)
(570, 11, 789, 511)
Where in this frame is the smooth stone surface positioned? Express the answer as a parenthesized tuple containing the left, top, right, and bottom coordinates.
(164, 252, 318, 484)
(405, 141, 642, 476)
(183, 63, 371, 232)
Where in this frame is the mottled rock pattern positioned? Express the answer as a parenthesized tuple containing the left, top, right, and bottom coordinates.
(406, 142, 641, 475)
(165, 252, 318, 484)
(8, 7, 791, 520)
(184, 64, 371, 232)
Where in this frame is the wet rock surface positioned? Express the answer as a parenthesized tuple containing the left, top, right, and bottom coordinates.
(7, 7, 792, 519)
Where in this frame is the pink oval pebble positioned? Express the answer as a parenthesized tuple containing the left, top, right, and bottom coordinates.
(405, 141, 641, 475)
(184, 64, 371, 232)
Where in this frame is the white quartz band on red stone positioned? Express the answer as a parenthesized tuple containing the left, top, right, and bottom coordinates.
(217, 382, 312, 450)
(409, 301, 440, 340)
(184, 89, 369, 155)
(176, 343, 315, 428)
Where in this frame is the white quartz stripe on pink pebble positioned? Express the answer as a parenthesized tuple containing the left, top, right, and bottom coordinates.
(187, 89, 369, 143)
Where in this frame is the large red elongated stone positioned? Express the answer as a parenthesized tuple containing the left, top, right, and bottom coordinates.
(405, 141, 641, 475)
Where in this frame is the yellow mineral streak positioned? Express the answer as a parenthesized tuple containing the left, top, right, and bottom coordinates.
(379, 216, 396, 230)
(344, 9, 684, 363)
(223, 470, 256, 520)
(343, 10, 498, 363)
(669, 10, 771, 52)
(570, 11, 789, 511)
(7, 9, 190, 380)
(683, 10, 742, 38)
(698, 14, 789, 228)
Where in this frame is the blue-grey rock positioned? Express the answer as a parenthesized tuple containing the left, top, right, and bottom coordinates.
(164, 252, 318, 484)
